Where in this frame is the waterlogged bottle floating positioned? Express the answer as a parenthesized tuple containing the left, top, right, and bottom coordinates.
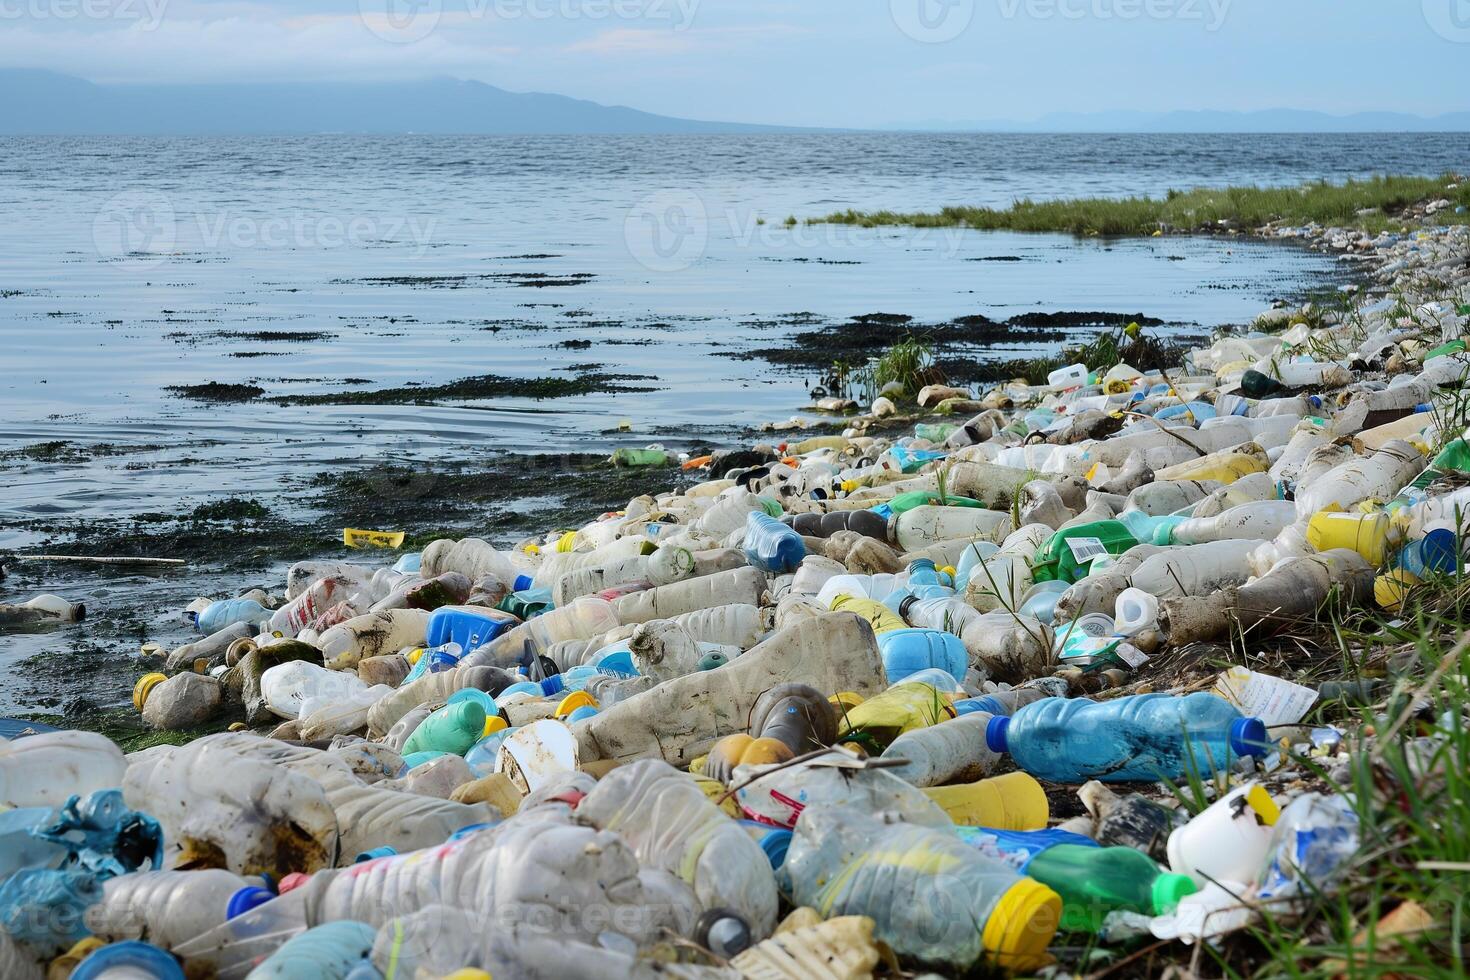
(782, 806, 1061, 971)
(986, 693, 1268, 783)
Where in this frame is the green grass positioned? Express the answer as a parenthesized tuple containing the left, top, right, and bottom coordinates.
(813, 174, 1470, 237)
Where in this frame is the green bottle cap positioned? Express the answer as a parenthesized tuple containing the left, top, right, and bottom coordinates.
(1151, 872, 1197, 915)
(449, 699, 487, 734)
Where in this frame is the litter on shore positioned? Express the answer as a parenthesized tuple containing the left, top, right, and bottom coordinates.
(2, 220, 1470, 979)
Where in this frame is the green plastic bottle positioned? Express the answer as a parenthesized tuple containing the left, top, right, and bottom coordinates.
(401, 699, 487, 756)
(611, 448, 671, 467)
(1410, 438, 1470, 490)
(1032, 521, 1139, 583)
(1023, 844, 1196, 933)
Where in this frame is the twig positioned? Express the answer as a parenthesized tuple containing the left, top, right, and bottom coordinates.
(12, 555, 186, 566)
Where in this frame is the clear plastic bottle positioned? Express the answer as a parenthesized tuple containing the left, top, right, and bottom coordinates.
(246, 921, 376, 980)
(194, 597, 268, 634)
(986, 693, 1267, 783)
(86, 869, 250, 950)
(782, 806, 1060, 971)
(259, 661, 371, 720)
(267, 575, 361, 636)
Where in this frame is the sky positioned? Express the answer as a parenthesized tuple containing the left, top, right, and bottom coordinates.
(2, 0, 1469, 127)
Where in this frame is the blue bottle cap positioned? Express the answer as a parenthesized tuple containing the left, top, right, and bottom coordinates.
(513, 574, 535, 592)
(226, 886, 275, 920)
(985, 715, 1011, 753)
(72, 941, 184, 980)
(354, 846, 396, 863)
(567, 705, 599, 723)
(1417, 528, 1459, 575)
(1229, 716, 1269, 758)
(758, 828, 793, 869)
(592, 650, 637, 677)
(539, 674, 566, 696)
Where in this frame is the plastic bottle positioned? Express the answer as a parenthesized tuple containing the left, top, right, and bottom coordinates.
(577, 760, 778, 938)
(987, 693, 1268, 783)
(744, 511, 807, 573)
(782, 806, 1060, 971)
(401, 701, 487, 757)
(924, 771, 1048, 829)
(194, 597, 268, 634)
(1294, 441, 1425, 520)
(259, 661, 371, 721)
(1024, 843, 1196, 932)
(86, 869, 250, 950)
(889, 506, 1014, 551)
(878, 628, 967, 684)
(1047, 363, 1089, 388)
(828, 594, 907, 635)
(265, 575, 360, 636)
(1306, 510, 1395, 565)
(609, 567, 765, 626)
(71, 941, 184, 980)
(882, 710, 1001, 786)
(461, 596, 620, 666)
(318, 609, 432, 671)
(244, 920, 376, 979)
(1158, 499, 1298, 546)
(1129, 539, 1261, 598)
(1166, 783, 1280, 886)
(837, 681, 952, 751)
(0, 731, 127, 809)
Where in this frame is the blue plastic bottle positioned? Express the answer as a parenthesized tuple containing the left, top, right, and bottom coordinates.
(194, 597, 268, 633)
(744, 511, 807, 574)
(401, 642, 462, 685)
(903, 559, 953, 599)
(985, 693, 1268, 783)
(246, 921, 376, 979)
(878, 628, 968, 685)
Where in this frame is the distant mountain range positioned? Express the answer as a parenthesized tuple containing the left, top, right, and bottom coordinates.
(2, 70, 1467, 135)
(0, 69, 794, 135)
(893, 108, 1470, 133)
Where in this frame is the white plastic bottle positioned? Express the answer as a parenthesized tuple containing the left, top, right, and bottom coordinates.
(610, 567, 766, 625)
(317, 608, 431, 670)
(0, 730, 127, 809)
(1165, 500, 1298, 545)
(1130, 539, 1262, 599)
(461, 595, 620, 666)
(889, 506, 1014, 551)
(259, 661, 371, 720)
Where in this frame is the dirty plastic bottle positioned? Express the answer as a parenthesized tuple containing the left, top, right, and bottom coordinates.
(743, 511, 806, 573)
(401, 701, 487, 757)
(782, 806, 1060, 971)
(0, 730, 127, 809)
(1156, 499, 1298, 546)
(889, 506, 1014, 551)
(986, 693, 1268, 783)
(883, 711, 1001, 787)
(0, 593, 87, 625)
(86, 869, 250, 950)
(1023, 843, 1197, 933)
(268, 575, 361, 636)
(194, 597, 269, 633)
(461, 597, 619, 666)
(829, 594, 907, 635)
(837, 681, 952, 751)
(609, 567, 765, 626)
(246, 920, 376, 979)
(577, 760, 778, 938)
(319, 609, 432, 671)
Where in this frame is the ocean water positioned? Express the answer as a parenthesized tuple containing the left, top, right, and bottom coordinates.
(0, 131, 1465, 714)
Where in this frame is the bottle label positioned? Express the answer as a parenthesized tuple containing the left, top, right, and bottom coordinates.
(1065, 537, 1107, 564)
(1212, 667, 1317, 725)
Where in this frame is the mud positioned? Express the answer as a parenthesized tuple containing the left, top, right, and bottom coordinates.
(263, 370, 659, 406)
(166, 382, 267, 403)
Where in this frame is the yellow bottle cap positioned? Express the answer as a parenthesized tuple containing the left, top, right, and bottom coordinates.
(1375, 568, 1421, 611)
(1244, 784, 1281, 825)
(981, 877, 1061, 971)
(555, 531, 578, 553)
(441, 971, 492, 980)
(405, 647, 426, 666)
(829, 691, 866, 712)
(555, 691, 598, 718)
(132, 672, 167, 712)
(482, 715, 509, 738)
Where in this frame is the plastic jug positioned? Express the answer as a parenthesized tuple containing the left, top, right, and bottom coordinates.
(782, 806, 1060, 971)
(259, 661, 371, 721)
(425, 606, 519, 654)
(1166, 783, 1281, 886)
(0, 731, 127, 809)
(986, 693, 1268, 783)
(1306, 510, 1394, 565)
(836, 681, 952, 751)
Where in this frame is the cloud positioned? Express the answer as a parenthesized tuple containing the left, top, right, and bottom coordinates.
(562, 21, 806, 56)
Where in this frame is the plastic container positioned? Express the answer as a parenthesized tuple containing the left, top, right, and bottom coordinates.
(923, 772, 1048, 829)
(837, 681, 951, 751)
(828, 594, 907, 635)
(1161, 500, 1298, 546)
(877, 628, 967, 684)
(1024, 843, 1197, 932)
(783, 806, 1060, 971)
(317, 609, 432, 671)
(1166, 783, 1281, 885)
(882, 711, 1001, 787)
(425, 607, 519, 654)
(401, 701, 487, 757)
(987, 693, 1268, 783)
(743, 511, 807, 574)
(259, 661, 371, 721)
(1047, 363, 1089, 388)
(1306, 510, 1394, 565)
(1033, 522, 1138, 584)
(194, 597, 268, 634)
(267, 575, 360, 636)
(0, 730, 127, 809)
(87, 869, 250, 951)
(889, 506, 1013, 551)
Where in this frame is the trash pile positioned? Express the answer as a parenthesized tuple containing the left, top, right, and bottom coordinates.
(3, 221, 1470, 978)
